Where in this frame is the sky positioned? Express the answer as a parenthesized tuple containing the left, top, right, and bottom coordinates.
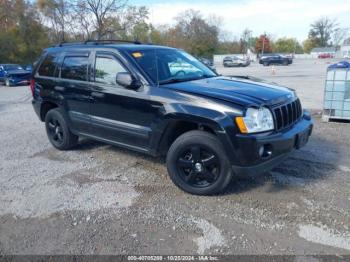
(131, 0, 350, 42)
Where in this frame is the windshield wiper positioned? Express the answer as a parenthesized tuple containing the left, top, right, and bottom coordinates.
(158, 78, 187, 85)
(159, 75, 216, 85)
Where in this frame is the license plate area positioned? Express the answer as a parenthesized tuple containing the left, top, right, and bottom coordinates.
(295, 129, 310, 149)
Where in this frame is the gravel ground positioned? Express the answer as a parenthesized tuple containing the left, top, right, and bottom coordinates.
(0, 61, 350, 255)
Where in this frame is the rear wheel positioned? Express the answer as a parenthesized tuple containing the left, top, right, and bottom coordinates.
(45, 108, 78, 150)
(166, 130, 232, 195)
(283, 60, 288, 66)
(263, 61, 269, 66)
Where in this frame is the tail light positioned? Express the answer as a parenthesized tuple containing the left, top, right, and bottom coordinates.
(30, 79, 35, 96)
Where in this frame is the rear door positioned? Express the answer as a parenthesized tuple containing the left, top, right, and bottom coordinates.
(56, 51, 93, 133)
(89, 50, 157, 152)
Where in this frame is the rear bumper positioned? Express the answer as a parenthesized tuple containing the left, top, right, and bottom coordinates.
(32, 99, 42, 120)
(231, 111, 313, 176)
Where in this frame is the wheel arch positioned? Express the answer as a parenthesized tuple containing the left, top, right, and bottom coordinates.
(40, 100, 60, 121)
(155, 113, 227, 157)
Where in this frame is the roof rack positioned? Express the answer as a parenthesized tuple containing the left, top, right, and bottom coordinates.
(56, 39, 142, 47)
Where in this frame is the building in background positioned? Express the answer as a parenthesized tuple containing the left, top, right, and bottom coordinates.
(340, 40, 350, 58)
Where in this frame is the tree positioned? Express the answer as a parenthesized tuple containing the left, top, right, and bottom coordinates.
(309, 17, 337, 47)
(0, 0, 49, 63)
(332, 27, 349, 50)
(302, 38, 317, 53)
(37, 0, 73, 42)
(75, 0, 127, 40)
(171, 9, 220, 57)
(240, 28, 252, 54)
(255, 34, 272, 54)
(274, 38, 303, 54)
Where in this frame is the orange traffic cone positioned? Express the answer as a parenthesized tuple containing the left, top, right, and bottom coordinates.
(271, 66, 276, 75)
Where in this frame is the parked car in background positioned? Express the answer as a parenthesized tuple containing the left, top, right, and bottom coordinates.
(223, 56, 250, 67)
(318, 53, 334, 59)
(23, 64, 33, 73)
(0, 64, 31, 86)
(198, 57, 214, 68)
(343, 54, 350, 59)
(259, 54, 293, 66)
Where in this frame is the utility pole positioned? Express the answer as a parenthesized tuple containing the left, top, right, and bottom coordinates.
(261, 32, 266, 56)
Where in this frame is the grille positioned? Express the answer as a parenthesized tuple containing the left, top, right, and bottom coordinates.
(273, 99, 302, 131)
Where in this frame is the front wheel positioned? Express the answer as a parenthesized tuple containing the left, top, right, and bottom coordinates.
(5, 78, 12, 87)
(263, 62, 269, 66)
(166, 130, 233, 195)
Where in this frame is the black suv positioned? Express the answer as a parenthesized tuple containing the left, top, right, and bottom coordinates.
(259, 54, 293, 66)
(31, 41, 313, 195)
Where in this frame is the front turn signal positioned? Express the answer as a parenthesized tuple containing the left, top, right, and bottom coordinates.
(235, 117, 248, 134)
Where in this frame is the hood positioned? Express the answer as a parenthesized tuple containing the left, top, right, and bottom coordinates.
(6, 69, 31, 76)
(161, 76, 295, 106)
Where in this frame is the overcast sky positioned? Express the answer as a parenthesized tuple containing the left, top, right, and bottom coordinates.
(132, 0, 350, 42)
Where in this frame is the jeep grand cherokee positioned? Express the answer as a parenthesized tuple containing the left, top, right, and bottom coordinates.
(31, 40, 313, 195)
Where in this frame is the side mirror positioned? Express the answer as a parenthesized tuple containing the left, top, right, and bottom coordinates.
(116, 72, 141, 89)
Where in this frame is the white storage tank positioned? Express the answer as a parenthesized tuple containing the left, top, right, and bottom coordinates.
(323, 61, 350, 121)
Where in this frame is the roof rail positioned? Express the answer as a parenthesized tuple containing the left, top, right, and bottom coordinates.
(55, 39, 142, 47)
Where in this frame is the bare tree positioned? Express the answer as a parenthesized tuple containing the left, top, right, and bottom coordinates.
(174, 9, 220, 57)
(309, 17, 338, 47)
(332, 27, 349, 49)
(240, 28, 252, 54)
(74, 0, 127, 40)
(37, 0, 73, 42)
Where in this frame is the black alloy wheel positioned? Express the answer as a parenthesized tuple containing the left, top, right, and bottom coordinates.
(45, 108, 78, 150)
(47, 117, 64, 146)
(167, 130, 232, 195)
(177, 145, 220, 188)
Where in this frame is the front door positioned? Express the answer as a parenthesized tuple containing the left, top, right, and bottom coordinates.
(89, 51, 158, 152)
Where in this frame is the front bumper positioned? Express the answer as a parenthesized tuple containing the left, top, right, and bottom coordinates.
(231, 112, 313, 176)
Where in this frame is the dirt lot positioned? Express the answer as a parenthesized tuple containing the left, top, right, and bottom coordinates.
(0, 59, 350, 255)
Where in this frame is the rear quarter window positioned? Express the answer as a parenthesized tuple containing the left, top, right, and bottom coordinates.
(38, 53, 60, 77)
(61, 56, 89, 81)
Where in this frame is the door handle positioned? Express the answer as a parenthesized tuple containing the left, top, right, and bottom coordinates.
(91, 92, 105, 98)
(54, 86, 65, 91)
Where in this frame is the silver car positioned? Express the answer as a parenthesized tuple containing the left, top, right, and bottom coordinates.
(223, 56, 250, 67)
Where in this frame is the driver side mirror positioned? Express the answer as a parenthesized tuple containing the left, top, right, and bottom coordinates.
(116, 72, 141, 90)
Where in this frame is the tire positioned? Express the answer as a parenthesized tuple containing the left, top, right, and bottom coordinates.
(283, 60, 288, 66)
(45, 108, 78, 150)
(5, 78, 12, 87)
(166, 130, 233, 195)
(263, 62, 269, 66)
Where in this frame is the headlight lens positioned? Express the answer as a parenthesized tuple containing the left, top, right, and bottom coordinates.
(236, 107, 274, 133)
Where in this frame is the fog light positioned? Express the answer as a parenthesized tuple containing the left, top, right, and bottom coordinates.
(258, 146, 265, 157)
(259, 144, 272, 158)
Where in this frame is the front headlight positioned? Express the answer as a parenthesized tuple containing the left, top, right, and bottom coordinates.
(236, 107, 274, 133)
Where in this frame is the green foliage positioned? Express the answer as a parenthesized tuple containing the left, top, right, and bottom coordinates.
(302, 38, 318, 54)
(0, 0, 50, 64)
(273, 38, 303, 54)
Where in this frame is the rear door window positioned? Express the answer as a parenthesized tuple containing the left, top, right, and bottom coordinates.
(38, 53, 60, 77)
(61, 56, 89, 81)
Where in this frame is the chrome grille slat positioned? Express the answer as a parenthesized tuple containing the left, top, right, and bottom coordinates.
(273, 99, 303, 131)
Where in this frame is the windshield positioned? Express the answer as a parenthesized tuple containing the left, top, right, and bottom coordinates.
(128, 49, 217, 85)
(4, 64, 23, 70)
